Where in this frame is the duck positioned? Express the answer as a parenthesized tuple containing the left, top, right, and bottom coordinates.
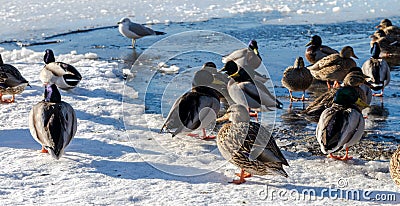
(316, 86, 369, 160)
(220, 61, 283, 120)
(216, 104, 289, 184)
(370, 29, 400, 67)
(308, 46, 358, 88)
(28, 84, 77, 159)
(361, 42, 391, 97)
(305, 35, 338, 65)
(281, 57, 313, 102)
(390, 145, 400, 188)
(117, 17, 166, 48)
(161, 69, 221, 139)
(222, 40, 262, 71)
(41, 49, 82, 90)
(375, 19, 400, 37)
(303, 67, 371, 122)
(0, 54, 30, 103)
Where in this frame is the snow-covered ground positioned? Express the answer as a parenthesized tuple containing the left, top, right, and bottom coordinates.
(1, 0, 400, 205)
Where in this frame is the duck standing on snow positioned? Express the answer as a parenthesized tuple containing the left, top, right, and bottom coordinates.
(220, 60, 282, 110)
(161, 69, 222, 139)
(41, 49, 82, 90)
(29, 84, 77, 159)
(316, 86, 369, 161)
(117, 17, 166, 48)
(281, 57, 313, 102)
(222, 40, 262, 71)
(390, 146, 400, 188)
(361, 42, 390, 97)
(308, 46, 358, 89)
(217, 104, 289, 184)
(305, 35, 338, 65)
(0, 54, 30, 103)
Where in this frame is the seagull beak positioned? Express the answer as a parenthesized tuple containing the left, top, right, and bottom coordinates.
(117, 21, 122, 24)
(355, 98, 369, 108)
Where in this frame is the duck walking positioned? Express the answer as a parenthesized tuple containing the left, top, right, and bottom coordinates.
(281, 57, 313, 102)
(29, 84, 77, 159)
(305, 35, 338, 65)
(118, 17, 166, 48)
(41, 49, 82, 90)
(0, 54, 30, 103)
(316, 86, 369, 160)
(161, 69, 221, 139)
(217, 104, 289, 184)
(361, 42, 391, 97)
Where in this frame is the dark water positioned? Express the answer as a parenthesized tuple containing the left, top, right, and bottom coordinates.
(2, 13, 400, 142)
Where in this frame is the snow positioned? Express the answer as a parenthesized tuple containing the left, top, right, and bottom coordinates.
(1, 0, 400, 205)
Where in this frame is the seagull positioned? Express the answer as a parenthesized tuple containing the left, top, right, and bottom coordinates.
(117, 17, 166, 48)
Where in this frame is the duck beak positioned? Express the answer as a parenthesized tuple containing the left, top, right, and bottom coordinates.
(253, 48, 259, 56)
(216, 112, 230, 123)
(355, 98, 369, 108)
(352, 53, 359, 59)
(305, 40, 312, 47)
(230, 71, 240, 78)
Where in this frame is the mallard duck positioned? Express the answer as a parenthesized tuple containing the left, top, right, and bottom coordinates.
(370, 30, 400, 67)
(217, 104, 289, 184)
(303, 67, 370, 122)
(161, 69, 221, 139)
(0, 54, 30, 103)
(375, 19, 400, 37)
(220, 61, 283, 120)
(40, 49, 82, 90)
(305, 35, 338, 65)
(361, 42, 391, 96)
(316, 86, 369, 160)
(117, 17, 166, 48)
(29, 84, 77, 159)
(390, 145, 400, 188)
(308, 46, 358, 88)
(222, 40, 262, 71)
(281, 57, 313, 102)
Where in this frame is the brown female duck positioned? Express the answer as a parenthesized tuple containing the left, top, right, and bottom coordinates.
(305, 35, 338, 65)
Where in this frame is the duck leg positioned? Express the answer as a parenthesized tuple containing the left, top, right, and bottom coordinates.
(201, 128, 216, 140)
(40, 146, 48, 153)
(333, 81, 341, 88)
(373, 88, 384, 97)
(326, 81, 332, 89)
(1, 94, 15, 103)
(328, 148, 353, 161)
(248, 108, 258, 122)
(230, 168, 248, 184)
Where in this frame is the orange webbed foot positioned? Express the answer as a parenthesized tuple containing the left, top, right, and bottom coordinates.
(40, 147, 49, 153)
(235, 172, 252, 178)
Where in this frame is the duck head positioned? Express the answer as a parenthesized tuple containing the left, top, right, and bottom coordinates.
(306, 35, 322, 47)
(44, 84, 61, 103)
(371, 42, 381, 59)
(220, 60, 239, 77)
(44, 49, 56, 64)
(294, 56, 305, 69)
(340, 46, 358, 59)
(248, 40, 261, 58)
(376, 19, 392, 29)
(333, 86, 369, 109)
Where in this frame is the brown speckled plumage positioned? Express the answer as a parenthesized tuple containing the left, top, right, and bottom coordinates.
(390, 146, 400, 188)
(370, 30, 400, 66)
(308, 46, 358, 82)
(281, 57, 313, 92)
(217, 121, 289, 177)
(305, 35, 338, 65)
